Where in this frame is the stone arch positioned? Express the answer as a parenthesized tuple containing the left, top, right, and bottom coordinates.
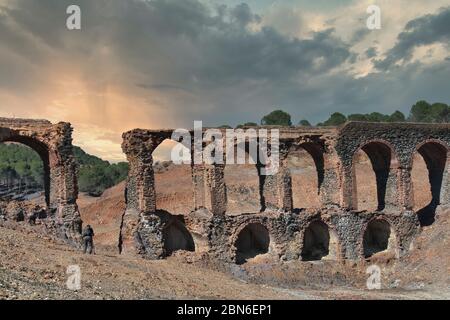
(0, 135, 55, 207)
(224, 140, 261, 214)
(301, 220, 340, 261)
(152, 138, 194, 215)
(352, 140, 400, 211)
(410, 139, 449, 226)
(285, 142, 324, 210)
(362, 218, 397, 258)
(0, 119, 81, 243)
(162, 219, 195, 256)
(233, 222, 270, 264)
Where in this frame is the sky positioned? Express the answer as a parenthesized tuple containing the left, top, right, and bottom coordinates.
(0, 0, 449, 162)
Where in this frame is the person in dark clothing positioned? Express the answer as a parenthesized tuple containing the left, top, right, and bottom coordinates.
(82, 224, 95, 254)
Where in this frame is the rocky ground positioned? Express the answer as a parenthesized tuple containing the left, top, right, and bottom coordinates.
(0, 215, 448, 300)
(0, 152, 448, 299)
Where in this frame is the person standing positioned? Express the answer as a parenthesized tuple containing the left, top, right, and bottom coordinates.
(82, 224, 95, 254)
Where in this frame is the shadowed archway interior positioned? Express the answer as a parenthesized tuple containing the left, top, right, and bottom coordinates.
(353, 142, 393, 211)
(287, 142, 324, 210)
(234, 223, 270, 264)
(363, 219, 393, 258)
(162, 220, 195, 256)
(414, 142, 447, 226)
(301, 220, 330, 261)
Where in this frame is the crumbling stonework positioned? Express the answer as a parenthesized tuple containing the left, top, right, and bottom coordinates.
(119, 122, 449, 262)
(0, 200, 47, 223)
(0, 118, 82, 244)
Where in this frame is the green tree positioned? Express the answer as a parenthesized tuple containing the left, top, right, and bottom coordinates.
(298, 119, 311, 126)
(236, 122, 258, 128)
(322, 112, 347, 126)
(429, 103, 449, 123)
(261, 110, 292, 126)
(409, 100, 431, 122)
(408, 100, 450, 123)
(348, 114, 368, 121)
(0, 143, 129, 197)
(366, 112, 390, 122)
(388, 110, 406, 122)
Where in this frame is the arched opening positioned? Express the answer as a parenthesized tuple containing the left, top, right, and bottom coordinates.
(301, 220, 335, 261)
(413, 141, 448, 226)
(162, 220, 195, 256)
(234, 223, 270, 264)
(286, 143, 323, 210)
(411, 153, 432, 211)
(353, 141, 396, 211)
(152, 139, 194, 215)
(224, 142, 261, 214)
(363, 219, 396, 258)
(0, 138, 49, 208)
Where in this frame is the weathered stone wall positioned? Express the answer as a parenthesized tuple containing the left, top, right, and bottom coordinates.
(336, 122, 450, 210)
(119, 122, 450, 262)
(0, 118, 81, 244)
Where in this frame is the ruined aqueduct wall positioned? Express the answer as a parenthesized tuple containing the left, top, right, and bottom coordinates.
(119, 122, 450, 262)
(0, 118, 447, 262)
(0, 118, 81, 244)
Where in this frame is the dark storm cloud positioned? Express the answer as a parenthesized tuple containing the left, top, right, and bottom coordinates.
(350, 27, 370, 44)
(229, 3, 261, 27)
(0, 0, 354, 124)
(374, 6, 450, 70)
(1, 0, 352, 86)
(0, 0, 449, 129)
(365, 47, 378, 58)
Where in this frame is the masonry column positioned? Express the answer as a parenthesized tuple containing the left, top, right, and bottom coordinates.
(52, 122, 82, 245)
(341, 161, 354, 209)
(399, 165, 414, 210)
(204, 164, 226, 215)
(192, 164, 206, 210)
(440, 154, 450, 206)
(384, 161, 402, 211)
(320, 145, 342, 207)
(191, 139, 207, 210)
(119, 130, 162, 258)
(261, 143, 292, 212)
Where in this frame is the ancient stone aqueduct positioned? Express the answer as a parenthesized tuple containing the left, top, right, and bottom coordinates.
(1, 117, 449, 264)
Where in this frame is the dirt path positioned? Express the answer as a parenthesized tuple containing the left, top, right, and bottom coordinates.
(0, 223, 296, 299)
(0, 222, 447, 300)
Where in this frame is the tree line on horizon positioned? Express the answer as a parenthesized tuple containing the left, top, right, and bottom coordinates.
(0, 144, 128, 197)
(0, 100, 447, 197)
(220, 100, 450, 127)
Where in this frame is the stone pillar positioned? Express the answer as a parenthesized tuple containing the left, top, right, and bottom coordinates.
(192, 164, 206, 210)
(320, 167, 340, 206)
(48, 164, 60, 211)
(122, 131, 159, 214)
(119, 130, 161, 257)
(260, 146, 292, 212)
(52, 123, 82, 245)
(399, 166, 414, 210)
(205, 164, 226, 215)
(440, 155, 450, 206)
(320, 149, 341, 207)
(341, 164, 354, 209)
(277, 164, 292, 211)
